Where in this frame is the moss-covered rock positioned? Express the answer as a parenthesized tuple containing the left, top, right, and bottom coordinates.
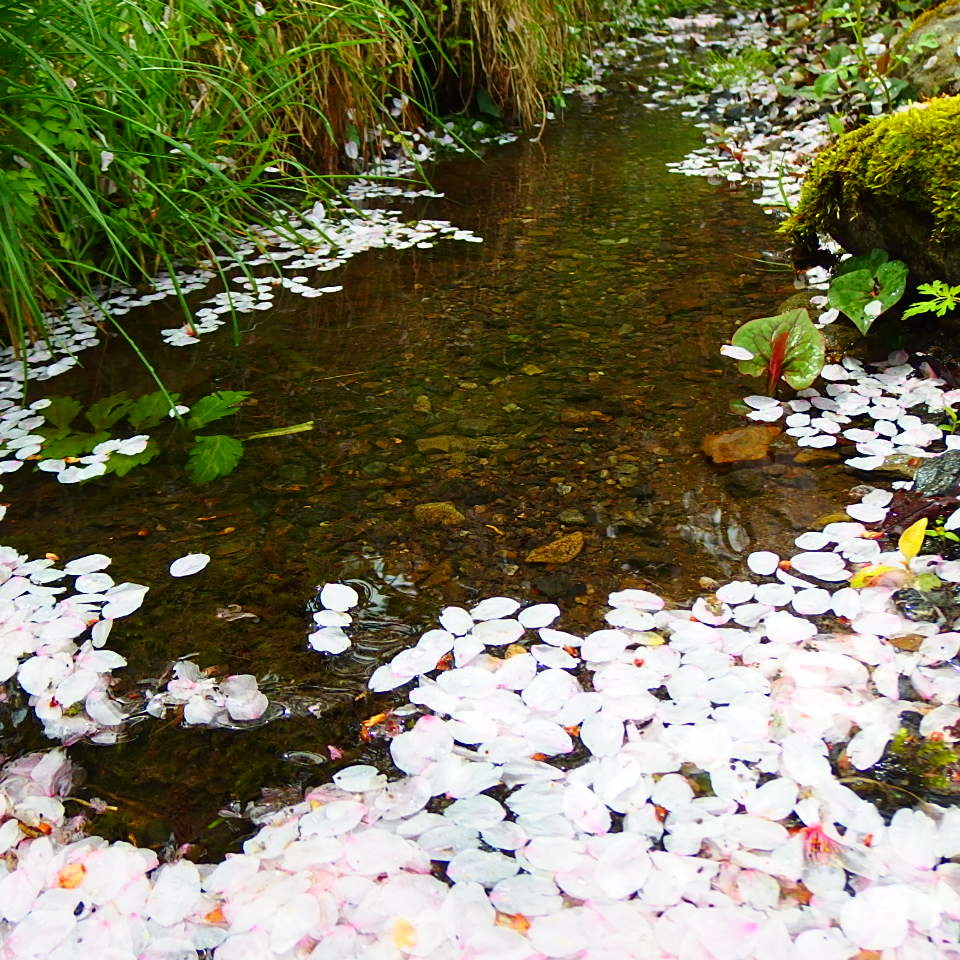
(891, 0, 960, 99)
(781, 96, 960, 283)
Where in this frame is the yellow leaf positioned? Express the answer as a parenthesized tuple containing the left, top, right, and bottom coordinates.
(849, 564, 900, 589)
(898, 518, 928, 562)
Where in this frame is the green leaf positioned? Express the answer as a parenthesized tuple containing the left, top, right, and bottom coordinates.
(834, 248, 888, 278)
(186, 435, 244, 484)
(85, 392, 132, 431)
(42, 396, 83, 431)
(102, 441, 160, 477)
(731, 308, 826, 390)
(828, 254, 908, 334)
(127, 390, 181, 430)
(186, 391, 250, 430)
(40, 431, 110, 459)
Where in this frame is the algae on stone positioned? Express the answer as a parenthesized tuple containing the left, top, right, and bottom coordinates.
(782, 96, 960, 283)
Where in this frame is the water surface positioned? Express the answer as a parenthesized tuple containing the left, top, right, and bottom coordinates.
(1, 81, 860, 853)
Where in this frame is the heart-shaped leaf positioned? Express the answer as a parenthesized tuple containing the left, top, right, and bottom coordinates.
(828, 250, 908, 334)
(731, 308, 825, 392)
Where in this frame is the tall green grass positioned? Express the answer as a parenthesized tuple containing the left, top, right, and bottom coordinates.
(0, 0, 617, 356)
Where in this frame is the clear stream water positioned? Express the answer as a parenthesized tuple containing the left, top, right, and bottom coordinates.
(0, 81, 861, 854)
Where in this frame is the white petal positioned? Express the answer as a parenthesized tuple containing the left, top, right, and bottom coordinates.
(169, 553, 211, 577)
(319, 582, 359, 611)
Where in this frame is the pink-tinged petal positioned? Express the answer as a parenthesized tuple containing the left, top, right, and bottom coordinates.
(168, 552, 210, 577)
(763, 610, 816, 643)
(744, 395, 780, 409)
(846, 502, 887, 523)
(446, 849, 519, 886)
(538, 627, 583, 648)
(580, 629, 629, 662)
(472, 618, 524, 646)
(720, 344, 754, 361)
(319, 582, 359, 611)
(439, 605, 474, 635)
(580, 711, 625, 757)
(794, 531, 830, 550)
(715, 581, 756, 604)
(518, 603, 560, 629)
(789, 552, 848, 581)
(748, 406, 784, 423)
(744, 777, 797, 820)
(606, 606, 657, 630)
(147, 860, 201, 926)
(791, 588, 832, 615)
(840, 886, 909, 949)
(747, 551, 779, 576)
(608, 588, 664, 611)
(754, 583, 794, 607)
(831, 587, 862, 619)
(63, 554, 112, 575)
(101, 582, 149, 619)
(470, 596, 520, 620)
(307, 627, 351, 654)
(846, 455, 886, 471)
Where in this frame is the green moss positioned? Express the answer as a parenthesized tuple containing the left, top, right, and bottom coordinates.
(781, 95, 960, 250)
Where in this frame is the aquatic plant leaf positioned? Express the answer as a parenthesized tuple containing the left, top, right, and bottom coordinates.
(40, 431, 110, 459)
(731, 308, 825, 390)
(186, 435, 244, 484)
(42, 396, 83, 431)
(127, 391, 181, 430)
(186, 391, 250, 430)
(103, 442, 160, 477)
(828, 251, 908, 335)
(85, 393, 133, 432)
(898, 518, 928, 562)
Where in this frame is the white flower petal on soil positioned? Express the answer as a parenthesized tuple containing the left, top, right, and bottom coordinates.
(319, 582, 359, 611)
(471, 618, 524, 646)
(840, 885, 910, 950)
(747, 551, 779, 576)
(169, 552, 211, 578)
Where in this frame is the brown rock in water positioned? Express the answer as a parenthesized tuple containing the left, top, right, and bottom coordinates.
(525, 531, 585, 564)
(701, 426, 781, 464)
(413, 501, 465, 527)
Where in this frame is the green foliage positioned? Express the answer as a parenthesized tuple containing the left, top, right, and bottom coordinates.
(902, 280, 960, 319)
(731, 308, 826, 392)
(781, 96, 960, 255)
(35, 389, 249, 484)
(674, 48, 772, 94)
(827, 249, 908, 334)
(85, 393, 134, 432)
(884, 727, 960, 794)
(186, 435, 245, 485)
(127, 391, 182, 430)
(186, 391, 251, 431)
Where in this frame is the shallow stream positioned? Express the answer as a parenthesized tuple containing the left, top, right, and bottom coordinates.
(1, 78, 862, 853)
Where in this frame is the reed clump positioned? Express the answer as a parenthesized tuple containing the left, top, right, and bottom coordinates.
(0, 0, 613, 352)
